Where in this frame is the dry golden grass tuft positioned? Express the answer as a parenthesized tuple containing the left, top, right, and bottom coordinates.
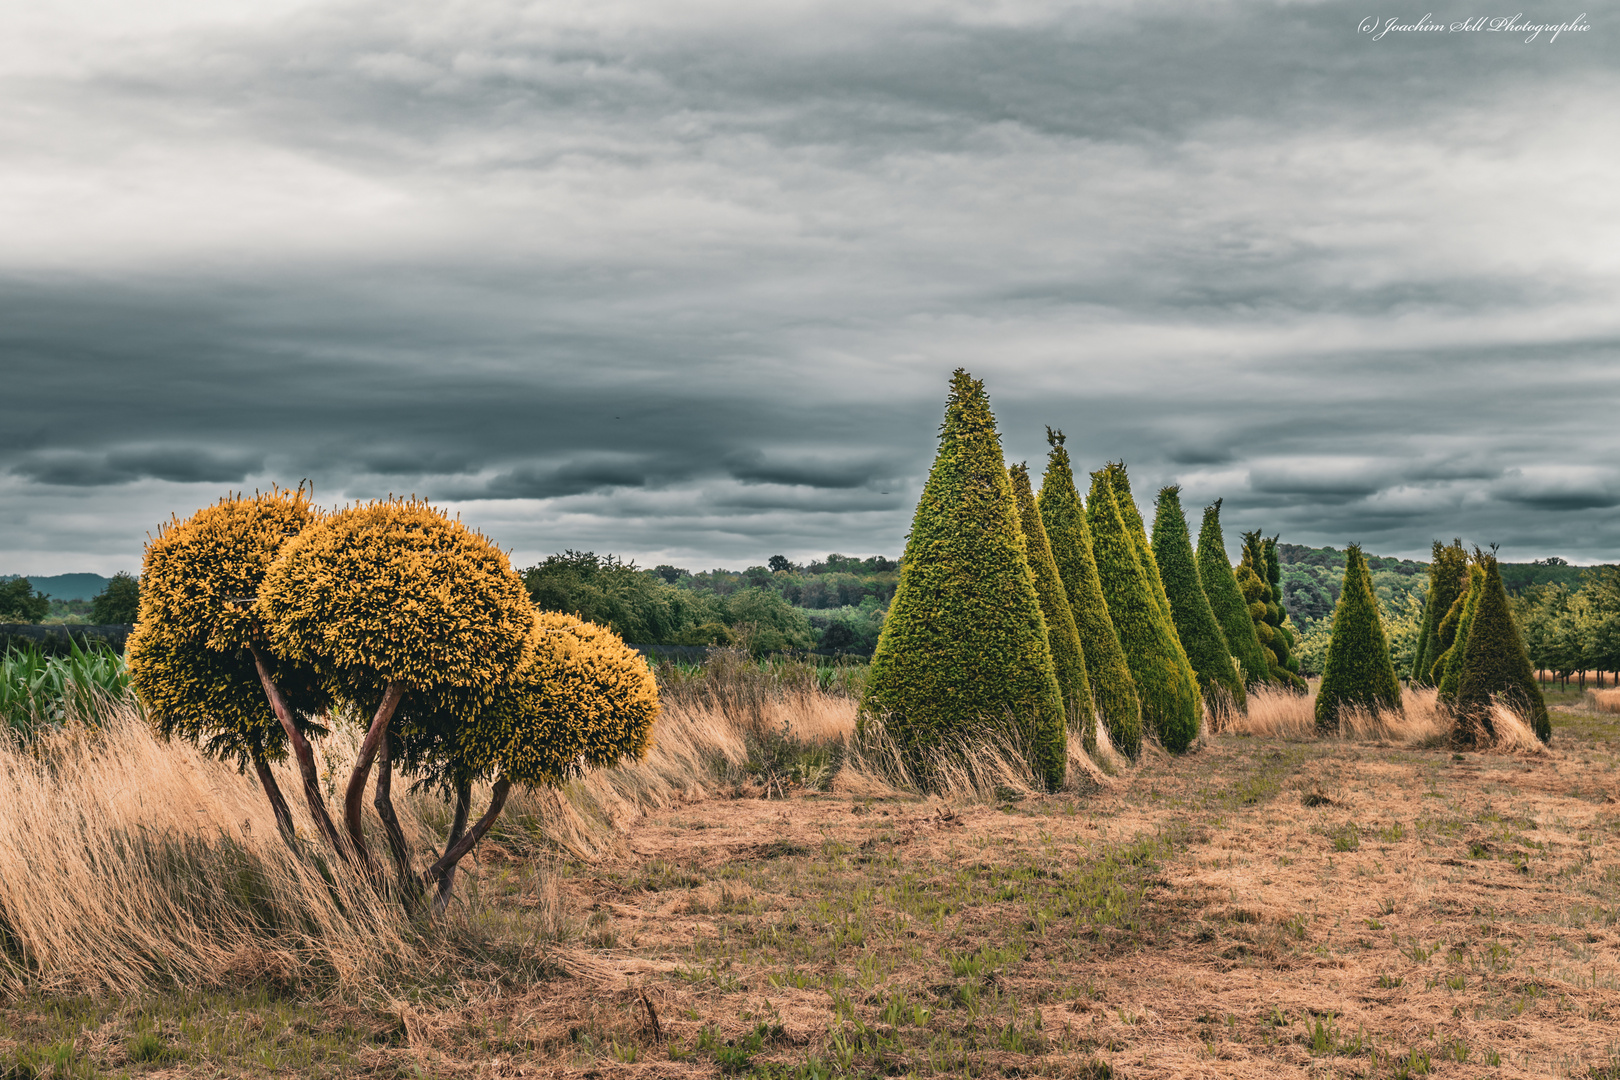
(1585, 686, 1620, 714)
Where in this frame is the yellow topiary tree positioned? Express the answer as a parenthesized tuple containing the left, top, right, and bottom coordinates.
(127, 488, 334, 847)
(258, 498, 536, 880)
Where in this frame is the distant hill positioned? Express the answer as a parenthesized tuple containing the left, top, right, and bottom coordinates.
(0, 573, 113, 601)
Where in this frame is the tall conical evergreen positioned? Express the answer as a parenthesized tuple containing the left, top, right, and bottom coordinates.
(1314, 544, 1402, 730)
(1010, 462, 1096, 747)
(1087, 467, 1201, 752)
(1152, 486, 1245, 721)
(1196, 500, 1273, 689)
(1411, 540, 1468, 685)
(1436, 563, 1486, 706)
(1453, 551, 1551, 745)
(1109, 464, 1172, 623)
(1038, 430, 1142, 760)
(861, 371, 1067, 789)
(1263, 536, 1305, 684)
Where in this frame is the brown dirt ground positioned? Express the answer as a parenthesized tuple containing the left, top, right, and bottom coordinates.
(384, 705, 1620, 1079)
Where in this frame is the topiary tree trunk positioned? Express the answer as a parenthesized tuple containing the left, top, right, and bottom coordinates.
(860, 370, 1067, 789)
(1196, 500, 1273, 690)
(1010, 462, 1095, 747)
(1038, 429, 1141, 759)
(1087, 466, 1200, 752)
(1314, 545, 1401, 731)
(1152, 487, 1245, 724)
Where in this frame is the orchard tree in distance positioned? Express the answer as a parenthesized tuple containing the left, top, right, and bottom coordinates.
(91, 572, 141, 624)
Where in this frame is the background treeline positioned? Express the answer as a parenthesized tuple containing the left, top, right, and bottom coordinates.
(1511, 566, 1620, 687)
(520, 551, 898, 655)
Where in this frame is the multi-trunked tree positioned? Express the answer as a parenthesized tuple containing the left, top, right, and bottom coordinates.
(129, 489, 658, 914)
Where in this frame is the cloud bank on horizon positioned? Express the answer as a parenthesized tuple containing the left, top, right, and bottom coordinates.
(2, 0, 1617, 575)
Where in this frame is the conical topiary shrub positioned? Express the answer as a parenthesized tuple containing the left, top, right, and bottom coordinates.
(1453, 552, 1551, 745)
(1411, 540, 1467, 685)
(1038, 429, 1142, 759)
(1197, 500, 1273, 689)
(1110, 463, 1172, 623)
(1010, 462, 1095, 745)
(1314, 544, 1402, 731)
(1087, 466, 1201, 751)
(1436, 564, 1486, 704)
(860, 371, 1067, 789)
(1241, 531, 1307, 692)
(1152, 486, 1245, 722)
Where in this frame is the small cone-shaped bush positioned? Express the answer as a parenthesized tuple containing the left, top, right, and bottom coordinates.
(1196, 500, 1273, 689)
(1314, 545, 1402, 730)
(861, 371, 1066, 789)
(1152, 487, 1245, 720)
(1010, 462, 1095, 744)
(1038, 429, 1141, 759)
(1411, 540, 1468, 685)
(1109, 463, 1172, 623)
(1453, 552, 1551, 745)
(1436, 564, 1486, 704)
(1241, 531, 1307, 691)
(1087, 467, 1200, 751)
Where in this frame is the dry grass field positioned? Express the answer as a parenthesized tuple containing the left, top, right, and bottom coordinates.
(2, 676, 1618, 1080)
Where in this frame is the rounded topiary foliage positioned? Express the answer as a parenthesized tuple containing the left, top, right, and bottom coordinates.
(1453, 553, 1551, 745)
(461, 611, 660, 786)
(1087, 467, 1200, 752)
(259, 497, 535, 871)
(1412, 540, 1467, 686)
(861, 370, 1067, 790)
(1010, 462, 1095, 745)
(1196, 500, 1273, 690)
(1038, 430, 1140, 759)
(138, 487, 319, 652)
(126, 488, 329, 842)
(260, 498, 533, 693)
(1314, 545, 1402, 731)
(1152, 487, 1245, 722)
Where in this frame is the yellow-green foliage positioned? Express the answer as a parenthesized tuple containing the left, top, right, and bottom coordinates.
(1109, 464, 1172, 623)
(1038, 431, 1141, 759)
(1010, 462, 1095, 743)
(1411, 540, 1467, 685)
(138, 488, 318, 651)
(1086, 466, 1200, 752)
(127, 623, 328, 768)
(862, 371, 1067, 789)
(127, 489, 329, 769)
(259, 499, 533, 696)
(455, 612, 660, 787)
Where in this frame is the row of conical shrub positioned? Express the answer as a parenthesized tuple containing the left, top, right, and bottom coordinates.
(861, 370, 1313, 786)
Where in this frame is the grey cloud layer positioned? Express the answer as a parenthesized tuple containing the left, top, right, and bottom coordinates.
(2, 1, 1617, 572)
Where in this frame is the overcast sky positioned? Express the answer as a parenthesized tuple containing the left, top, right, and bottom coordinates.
(3, 0, 1616, 577)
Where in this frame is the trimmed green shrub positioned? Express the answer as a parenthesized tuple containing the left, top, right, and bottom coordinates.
(1411, 540, 1467, 685)
(1314, 545, 1402, 730)
(1196, 500, 1273, 689)
(860, 371, 1067, 789)
(1086, 466, 1200, 752)
(1010, 462, 1095, 744)
(1452, 553, 1551, 745)
(1436, 564, 1486, 704)
(1109, 463, 1172, 622)
(1038, 429, 1141, 759)
(1152, 487, 1245, 720)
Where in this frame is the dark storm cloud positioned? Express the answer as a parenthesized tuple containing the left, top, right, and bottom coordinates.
(1, 0, 1616, 572)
